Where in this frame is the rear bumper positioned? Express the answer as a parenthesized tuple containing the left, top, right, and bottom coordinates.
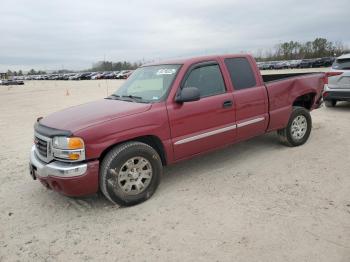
(323, 89, 350, 101)
(29, 146, 99, 196)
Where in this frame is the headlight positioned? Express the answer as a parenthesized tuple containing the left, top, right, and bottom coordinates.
(52, 137, 85, 161)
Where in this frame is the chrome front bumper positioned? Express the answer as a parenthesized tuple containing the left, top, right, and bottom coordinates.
(29, 145, 87, 178)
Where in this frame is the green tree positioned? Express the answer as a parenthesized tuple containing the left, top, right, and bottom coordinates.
(312, 38, 329, 57)
(28, 69, 36, 75)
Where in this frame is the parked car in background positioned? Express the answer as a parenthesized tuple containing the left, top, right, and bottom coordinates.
(70, 72, 91, 80)
(289, 60, 302, 68)
(299, 59, 316, 68)
(116, 70, 131, 79)
(263, 62, 276, 70)
(91, 72, 103, 80)
(69, 74, 79, 80)
(323, 53, 350, 107)
(115, 70, 126, 79)
(112, 71, 120, 79)
(313, 57, 335, 68)
(274, 61, 289, 70)
(260, 62, 271, 70)
(20, 69, 157, 81)
(257, 62, 264, 70)
(102, 72, 114, 79)
(13, 76, 25, 81)
(87, 72, 99, 79)
(105, 72, 118, 79)
(0, 79, 24, 85)
(63, 73, 75, 80)
(123, 70, 134, 79)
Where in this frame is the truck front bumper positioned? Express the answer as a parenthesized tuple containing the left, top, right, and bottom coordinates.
(29, 146, 99, 196)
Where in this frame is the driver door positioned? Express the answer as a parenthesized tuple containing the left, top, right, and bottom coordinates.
(166, 61, 236, 160)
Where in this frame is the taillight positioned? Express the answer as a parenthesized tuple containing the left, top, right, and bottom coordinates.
(323, 92, 329, 98)
(323, 72, 343, 85)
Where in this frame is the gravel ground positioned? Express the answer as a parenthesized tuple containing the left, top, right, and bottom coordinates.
(0, 80, 349, 262)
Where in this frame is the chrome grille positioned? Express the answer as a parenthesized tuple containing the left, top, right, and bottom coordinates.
(35, 136, 48, 157)
(34, 132, 52, 163)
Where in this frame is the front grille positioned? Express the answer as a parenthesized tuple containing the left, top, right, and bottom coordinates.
(35, 136, 48, 157)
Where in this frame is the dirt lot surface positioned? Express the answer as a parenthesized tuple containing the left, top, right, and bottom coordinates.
(0, 80, 349, 262)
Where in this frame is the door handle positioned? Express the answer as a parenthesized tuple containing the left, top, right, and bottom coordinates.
(223, 100, 233, 108)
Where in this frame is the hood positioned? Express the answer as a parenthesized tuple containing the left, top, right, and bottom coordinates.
(40, 99, 152, 133)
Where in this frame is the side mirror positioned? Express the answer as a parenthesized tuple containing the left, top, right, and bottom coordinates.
(175, 87, 200, 103)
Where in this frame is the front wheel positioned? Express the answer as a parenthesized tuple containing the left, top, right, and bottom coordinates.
(277, 107, 312, 147)
(99, 141, 162, 206)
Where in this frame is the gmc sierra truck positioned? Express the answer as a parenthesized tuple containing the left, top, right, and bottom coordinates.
(30, 54, 327, 206)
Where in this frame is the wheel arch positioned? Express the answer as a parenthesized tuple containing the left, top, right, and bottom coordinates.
(292, 92, 316, 110)
(99, 135, 167, 166)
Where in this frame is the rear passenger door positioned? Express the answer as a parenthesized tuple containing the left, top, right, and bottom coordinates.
(224, 57, 269, 140)
(166, 61, 236, 160)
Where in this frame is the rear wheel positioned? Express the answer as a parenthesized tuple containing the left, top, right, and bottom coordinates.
(99, 141, 162, 206)
(324, 100, 337, 107)
(278, 107, 312, 147)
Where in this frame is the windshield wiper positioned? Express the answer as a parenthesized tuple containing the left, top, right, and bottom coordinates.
(121, 95, 149, 103)
(106, 94, 148, 103)
(105, 94, 121, 100)
(121, 95, 143, 100)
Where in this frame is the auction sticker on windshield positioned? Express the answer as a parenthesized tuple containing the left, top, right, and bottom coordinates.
(156, 69, 177, 75)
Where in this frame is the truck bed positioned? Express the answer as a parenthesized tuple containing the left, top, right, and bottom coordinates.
(264, 72, 325, 132)
(262, 72, 315, 82)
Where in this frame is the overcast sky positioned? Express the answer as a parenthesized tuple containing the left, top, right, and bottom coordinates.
(1, 0, 349, 71)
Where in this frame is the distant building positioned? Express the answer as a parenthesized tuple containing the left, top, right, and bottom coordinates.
(0, 72, 7, 79)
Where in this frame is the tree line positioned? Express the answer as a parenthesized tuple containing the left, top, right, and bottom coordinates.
(90, 61, 142, 72)
(255, 37, 349, 61)
(5, 69, 48, 76)
(4, 60, 142, 77)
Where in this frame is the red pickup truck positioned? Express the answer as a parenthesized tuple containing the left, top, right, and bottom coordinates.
(30, 54, 326, 206)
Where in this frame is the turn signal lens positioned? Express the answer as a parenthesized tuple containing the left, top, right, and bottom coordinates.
(68, 138, 84, 149)
(68, 153, 80, 160)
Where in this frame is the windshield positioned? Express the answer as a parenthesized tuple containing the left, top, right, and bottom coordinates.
(332, 58, 350, 70)
(113, 64, 181, 102)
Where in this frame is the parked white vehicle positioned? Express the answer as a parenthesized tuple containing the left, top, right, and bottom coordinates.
(116, 70, 130, 79)
(323, 53, 350, 107)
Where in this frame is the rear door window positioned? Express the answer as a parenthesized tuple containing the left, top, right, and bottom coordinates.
(224, 58, 257, 90)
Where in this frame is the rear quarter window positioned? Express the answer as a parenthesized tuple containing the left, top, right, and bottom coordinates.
(332, 58, 350, 70)
(224, 58, 257, 90)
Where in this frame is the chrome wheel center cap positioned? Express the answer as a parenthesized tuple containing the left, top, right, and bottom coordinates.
(130, 169, 139, 179)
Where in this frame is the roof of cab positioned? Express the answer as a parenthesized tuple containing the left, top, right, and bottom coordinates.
(142, 54, 253, 67)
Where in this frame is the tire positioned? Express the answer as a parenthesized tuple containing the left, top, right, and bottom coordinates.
(99, 141, 162, 206)
(277, 107, 312, 147)
(324, 100, 337, 107)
